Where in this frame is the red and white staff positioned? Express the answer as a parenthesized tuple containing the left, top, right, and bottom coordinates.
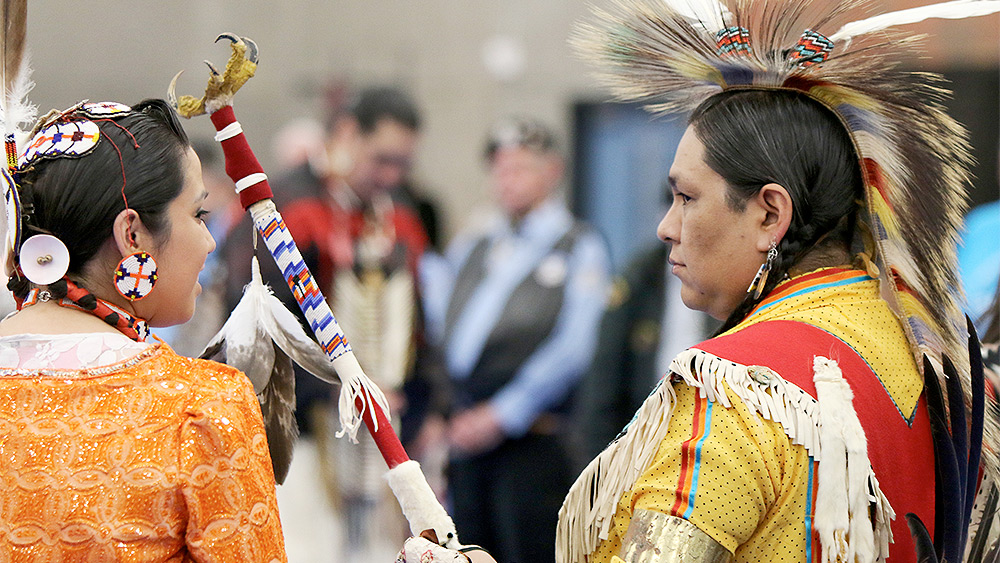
(169, 33, 461, 550)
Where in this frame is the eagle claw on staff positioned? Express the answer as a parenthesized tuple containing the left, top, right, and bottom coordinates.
(168, 33, 258, 118)
(173, 33, 459, 548)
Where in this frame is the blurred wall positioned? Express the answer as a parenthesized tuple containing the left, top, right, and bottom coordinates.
(26, 1, 999, 242)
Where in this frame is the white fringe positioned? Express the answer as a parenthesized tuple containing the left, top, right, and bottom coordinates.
(556, 349, 895, 563)
(813, 357, 895, 563)
(556, 377, 677, 563)
(330, 351, 392, 442)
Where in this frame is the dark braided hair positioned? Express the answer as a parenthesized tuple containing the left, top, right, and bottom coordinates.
(689, 89, 863, 333)
(9, 99, 190, 303)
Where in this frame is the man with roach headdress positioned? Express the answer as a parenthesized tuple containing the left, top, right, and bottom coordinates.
(393, 0, 1000, 562)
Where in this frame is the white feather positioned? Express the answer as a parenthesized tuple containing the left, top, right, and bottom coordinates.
(205, 256, 392, 443)
(208, 256, 344, 390)
(203, 257, 273, 392)
(661, 0, 731, 32)
(262, 282, 340, 385)
(0, 51, 34, 141)
(0, 47, 34, 278)
(831, 0, 1000, 43)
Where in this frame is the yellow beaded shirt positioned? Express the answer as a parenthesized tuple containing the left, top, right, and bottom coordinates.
(583, 268, 929, 562)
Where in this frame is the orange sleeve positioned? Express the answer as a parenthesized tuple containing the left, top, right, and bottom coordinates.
(179, 363, 287, 563)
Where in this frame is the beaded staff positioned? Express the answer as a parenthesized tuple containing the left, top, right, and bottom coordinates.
(172, 35, 460, 549)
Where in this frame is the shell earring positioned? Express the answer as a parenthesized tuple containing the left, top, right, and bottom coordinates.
(19, 234, 70, 286)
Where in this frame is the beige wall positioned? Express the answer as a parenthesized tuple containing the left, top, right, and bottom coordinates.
(26, 1, 999, 242)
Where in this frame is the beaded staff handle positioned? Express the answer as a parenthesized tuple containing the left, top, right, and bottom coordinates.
(171, 35, 459, 549)
(211, 104, 459, 548)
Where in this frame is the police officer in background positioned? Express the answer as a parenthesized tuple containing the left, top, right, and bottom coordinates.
(426, 118, 611, 562)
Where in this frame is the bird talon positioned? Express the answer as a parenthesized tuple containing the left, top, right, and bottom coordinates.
(168, 32, 259, 119)
(204, 60, 221, 77)
(215, 32, 242, 45)
(243, 37, 259, 64)
(167, 71, 182, 106)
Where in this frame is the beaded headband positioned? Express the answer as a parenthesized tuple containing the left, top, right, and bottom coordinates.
(18, 101, 133, 168)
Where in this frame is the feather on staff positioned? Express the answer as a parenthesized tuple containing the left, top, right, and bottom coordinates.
(201, 256, 351, 484)
(170, 34, 461, 550)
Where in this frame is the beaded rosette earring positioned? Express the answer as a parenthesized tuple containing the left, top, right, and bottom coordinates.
(15, 104, 138, 282)
(13, 102, 140, 294)
(114, 250, 158, 301)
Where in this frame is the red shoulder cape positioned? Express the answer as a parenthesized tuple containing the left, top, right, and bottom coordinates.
(696, 319, 934, 562)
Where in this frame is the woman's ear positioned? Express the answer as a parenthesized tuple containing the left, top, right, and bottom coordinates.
(111, 209, 153, 257)
(755, 183, 793, 251)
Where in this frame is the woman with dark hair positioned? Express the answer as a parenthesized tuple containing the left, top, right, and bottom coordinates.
(395, 1, 998, 562)
(0, 100, 286, 561)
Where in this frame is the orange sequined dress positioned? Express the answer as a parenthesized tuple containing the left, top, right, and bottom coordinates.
(0, 338, 287, 562)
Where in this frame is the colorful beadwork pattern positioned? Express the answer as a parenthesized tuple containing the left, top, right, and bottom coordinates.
(5, 133, 17, 171)
(1, 167, 20, 262)
(789, 30, 834, 67)
(716, 26, 751, 57)
(254, 208, 352, 359)
(19, 120, 101, 167)
(22, 282, 151, 342)
(114, 251, 158, 302)
(17, 102, 133, 169)
(74, 101, 132, 119)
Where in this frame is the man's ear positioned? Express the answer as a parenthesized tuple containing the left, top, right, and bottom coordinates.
(754, 183, 793, 251)
(111, 209, 153, 257)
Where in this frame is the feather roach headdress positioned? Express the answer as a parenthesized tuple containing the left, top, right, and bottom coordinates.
(573, 0, 996, 376)
(562, 0, 1000, 561)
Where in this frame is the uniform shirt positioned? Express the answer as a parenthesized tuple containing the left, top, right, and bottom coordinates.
(431, 199, 610, 437)
(958, 200, 1000, 328)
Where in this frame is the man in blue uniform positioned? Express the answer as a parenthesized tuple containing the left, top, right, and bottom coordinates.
(430, 118, 610, 562)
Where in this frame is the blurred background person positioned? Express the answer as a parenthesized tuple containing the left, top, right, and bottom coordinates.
(270, 116, 326, 174)
(213, 85, 444, 560)
(282, 85, 442, 560)
(572, 240, 716, 466)
(424, 117, 610, 562)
